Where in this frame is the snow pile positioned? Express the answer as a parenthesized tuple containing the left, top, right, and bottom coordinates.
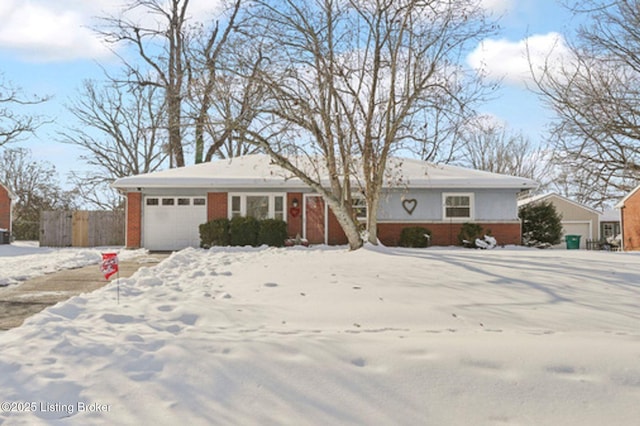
(475, 235, 497, 249)
(1, 245, 639, 425)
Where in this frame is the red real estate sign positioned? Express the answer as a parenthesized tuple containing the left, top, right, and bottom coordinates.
(100, 253, 119, 280)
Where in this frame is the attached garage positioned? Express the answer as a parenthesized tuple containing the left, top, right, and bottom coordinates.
(142, 196, 207, 251)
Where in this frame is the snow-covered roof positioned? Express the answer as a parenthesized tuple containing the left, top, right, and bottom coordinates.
(600, 209, 620, 222)
(112, 154, 538, 191)
(518, 192, 601, 215)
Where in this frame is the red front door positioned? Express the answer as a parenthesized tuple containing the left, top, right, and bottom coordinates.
(305, 195, 325, 244)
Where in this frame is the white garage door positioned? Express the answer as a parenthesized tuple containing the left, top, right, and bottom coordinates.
(558, 222, 591, 249)
(143, 196, 207, 251)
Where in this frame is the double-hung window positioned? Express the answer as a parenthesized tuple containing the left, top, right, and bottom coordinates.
(352, 194, 367, 221)
(443, 193, 474, 220)
(229, 193, 286, 221)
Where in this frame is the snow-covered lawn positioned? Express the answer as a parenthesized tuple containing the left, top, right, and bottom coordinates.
(0, 241, 145, 286)
(1, 243, 639, 425)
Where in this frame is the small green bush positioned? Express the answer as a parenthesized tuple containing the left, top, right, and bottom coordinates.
(458, 222, 484, 248)
(399, 226, 432, 248)
(258, 219, 288, 247)
(199, 218, 230, 248)
(12, 220, 39, 241)
(230, 216, 260, 246)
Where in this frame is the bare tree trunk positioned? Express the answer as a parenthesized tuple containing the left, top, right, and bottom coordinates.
(366, 190, 381, 245)
(237, 129, 363, 250)
(192, 0, 242, 163)
(98, 0, 192, 167)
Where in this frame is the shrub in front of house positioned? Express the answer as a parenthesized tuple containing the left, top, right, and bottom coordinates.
(399, 226, 432, 248)
(458, 222, 486, 248)
(200, 217, 289, 248)
(257, 219, 288, 247)
(519, 201, 563, 248)
(230, 216, 260, 246)
(199, 218, 230, 248)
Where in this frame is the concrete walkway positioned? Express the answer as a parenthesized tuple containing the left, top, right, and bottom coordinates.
(0, 254, 169, 331)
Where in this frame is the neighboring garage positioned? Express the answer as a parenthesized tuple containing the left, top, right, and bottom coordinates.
(142, 196, 207, 251)
(519, 193, 600, 249)
(560, 222, 592, 249)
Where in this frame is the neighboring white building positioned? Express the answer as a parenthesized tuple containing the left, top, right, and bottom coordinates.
(599, 209, 621, 242)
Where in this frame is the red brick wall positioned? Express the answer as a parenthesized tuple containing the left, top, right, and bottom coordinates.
(621, 190, 640, 251)
(126, 192, 142, 248)
(207, 192, 228, 221)
(377, 222, 522, 247)
(327, 207, 348, 245)
(0, 185, 11, 232)
(287, 192, 303, 238)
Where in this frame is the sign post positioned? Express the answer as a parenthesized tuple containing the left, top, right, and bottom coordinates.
(100, 253, 120, 304)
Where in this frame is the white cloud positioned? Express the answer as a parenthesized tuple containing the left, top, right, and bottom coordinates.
(0, 0, 223, 63)
(478, 0, 512, 15)
(467, 32, 572, 87)
(0, 1, 115, 62)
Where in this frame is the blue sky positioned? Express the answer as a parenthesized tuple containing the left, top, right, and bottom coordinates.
(0, 0, 575, 182)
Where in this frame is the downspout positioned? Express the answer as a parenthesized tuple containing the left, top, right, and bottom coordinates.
(619, 206, 625, 252)
(9, 193, 13, 237)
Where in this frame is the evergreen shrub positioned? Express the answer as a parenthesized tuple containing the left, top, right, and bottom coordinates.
(519, 201, 563, 248)
(458, 222, 486, 248)
(199, 218, 230, 248)
(257, 219, 288, 247)
(230, 216, 260, 246)
(399, 226, 432, 248)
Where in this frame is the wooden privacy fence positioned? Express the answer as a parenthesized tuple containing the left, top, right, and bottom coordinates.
(40, 210, 125, 247)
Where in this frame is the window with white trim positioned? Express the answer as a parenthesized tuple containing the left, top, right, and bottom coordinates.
(602, 222, 620, 239)
(443, 193, 474, 220)
(274, 196, 284, 221)
(229, 193, 287, 221)
(231, 196, 242, 218)
(352, 194, 367, 221)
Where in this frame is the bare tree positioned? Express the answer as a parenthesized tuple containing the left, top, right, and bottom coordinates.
(198, 36, 267, 161)
(0, 148, 77, 239)
(188, 0, 243, 163)
(98, 0, 193, 167)
(97, 0, 245, 167)
(201, 69, 264, 160)
(532, 0, 640, 207)
(60, 80, 169, 208)
(230, 0, 495, 248)
(458, 117, 553, 189)
(0, 74, 48, 147)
